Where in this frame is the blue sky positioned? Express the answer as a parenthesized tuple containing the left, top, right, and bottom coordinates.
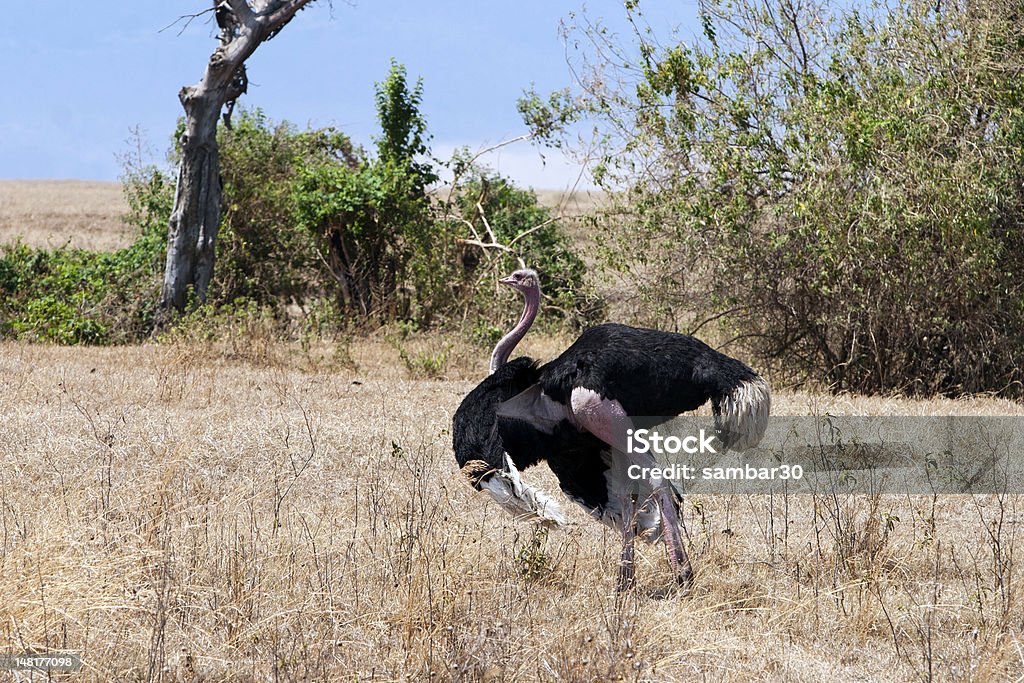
(1, 1, 698, 190)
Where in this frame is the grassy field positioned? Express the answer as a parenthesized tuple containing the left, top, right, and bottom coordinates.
(3, 340, 1024, 681)
(1, 182, 1023, 681)
(0, 181, 133, 251)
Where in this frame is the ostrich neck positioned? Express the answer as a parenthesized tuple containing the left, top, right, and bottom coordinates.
(489, 287, 540, 374)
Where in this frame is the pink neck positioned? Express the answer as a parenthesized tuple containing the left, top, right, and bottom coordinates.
(489, 286, 540, 374)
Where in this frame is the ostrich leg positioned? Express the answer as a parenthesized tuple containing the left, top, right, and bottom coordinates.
(652, 488, 692, 589)
(571, 388, 694, 590)
(617, 494, 637, 591)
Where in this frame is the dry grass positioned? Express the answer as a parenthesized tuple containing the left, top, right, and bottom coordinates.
(532, 189, 607, 218)
(0, 180, 132, 251)
(1, 339, 1023, 681)
(2, 181, 1023, 679)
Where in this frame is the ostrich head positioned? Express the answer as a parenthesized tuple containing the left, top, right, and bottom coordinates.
(489, 268, 542, 374)
(499, 268, 541, 296)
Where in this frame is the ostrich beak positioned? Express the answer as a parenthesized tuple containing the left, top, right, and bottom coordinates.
(499, 275, 516, 286)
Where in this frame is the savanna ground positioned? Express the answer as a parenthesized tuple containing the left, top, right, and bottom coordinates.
(1, 182, 1023, 681)
(0, 181, 132, 251)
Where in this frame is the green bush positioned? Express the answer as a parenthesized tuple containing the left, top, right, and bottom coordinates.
(535, 0, 1024, 395)
(215, 109, 358, 308)
(446, 171, 599, 327)
(293, 157, 439, 322)
(293, 61, 451, 324)
(294, 61, 597, 330)
(0, 166, 169, 344)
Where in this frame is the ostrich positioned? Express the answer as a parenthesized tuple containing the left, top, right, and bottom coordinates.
(452, 268, 771, 589)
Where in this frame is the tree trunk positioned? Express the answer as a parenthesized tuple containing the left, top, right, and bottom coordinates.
(162, 93, 225, 310)
(160, 0, 316, 313)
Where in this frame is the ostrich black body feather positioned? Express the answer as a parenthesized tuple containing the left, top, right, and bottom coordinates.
(453, 323, 767, 522)
(537, 323, 763, 419)
(452, 356, 541, 473)
(453, 355, 611, 510)
(451, 268, 771, 590)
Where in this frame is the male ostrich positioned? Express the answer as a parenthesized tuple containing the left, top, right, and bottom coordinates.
(452, 268, 771, 589)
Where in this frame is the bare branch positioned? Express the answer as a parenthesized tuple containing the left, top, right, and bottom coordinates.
(260, 0, 314, 33)
(463, 134, 533, 167)
(507, 216, 562, 247)
(687, 305, 751, 337)
(315, 248, 346, 285)
(458, 239, 527, 270)
(780, 0, 810, 75)
(457, 212, 560, 272)
(443, 133, 535, 206)
(444, 214, 483, 243)
(160, 7, 216, 36)
(475, 200, 498, 245)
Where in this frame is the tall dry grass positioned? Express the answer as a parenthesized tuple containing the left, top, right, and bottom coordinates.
(1, 339, 1022, 681)
(2, 181, 1022, 679)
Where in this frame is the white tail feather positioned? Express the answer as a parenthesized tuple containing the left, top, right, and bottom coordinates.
(478, 454, 567, 527)
(717, 375, 772, 450)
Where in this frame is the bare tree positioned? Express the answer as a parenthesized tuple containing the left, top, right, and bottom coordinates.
(161, 0, 316, 312)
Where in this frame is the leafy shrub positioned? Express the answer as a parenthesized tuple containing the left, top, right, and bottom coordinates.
(447, 171, 598, 327)
(514, 526, 554, 583)
(294, 61, 597, 331)
(215, 109, 358, 308)
(293, 158, 438, 321)
(534, 0, 1024, 394)
(293, 61, 448, 325)
(0, 166, 169, 344)
(398, 344, 451, 379)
